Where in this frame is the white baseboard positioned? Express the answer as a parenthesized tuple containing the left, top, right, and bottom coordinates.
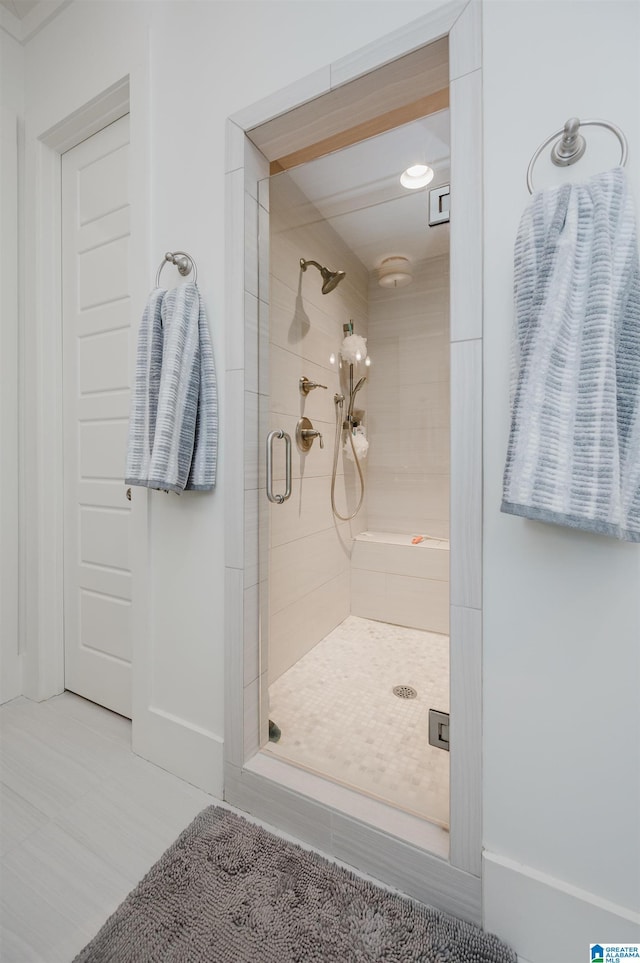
(483, 851, 640, 963)
(133, 705, 224, 797)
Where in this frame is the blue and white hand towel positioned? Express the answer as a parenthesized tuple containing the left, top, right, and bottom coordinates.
(124, 288, 165, 488)
(501, 167, 640, 540)
(125, 283, 218, 493)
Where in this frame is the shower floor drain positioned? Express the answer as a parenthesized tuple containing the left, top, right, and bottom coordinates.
(392, 685, 417, 700)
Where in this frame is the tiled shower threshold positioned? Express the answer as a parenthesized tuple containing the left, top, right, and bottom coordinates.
(248, 753, 449, 859)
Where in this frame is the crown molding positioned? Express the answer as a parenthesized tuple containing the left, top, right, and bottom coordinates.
(0, 0, 71, 44)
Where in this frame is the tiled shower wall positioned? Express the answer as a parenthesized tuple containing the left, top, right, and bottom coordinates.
(365, 253, 450, 538)
(350, 253, 450, 632)
(267, 176, 369, 684)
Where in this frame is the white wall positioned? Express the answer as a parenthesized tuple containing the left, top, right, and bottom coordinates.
(0, 29, 23, 704)
(482, 1, 640, 958)
(352, 253, 451, 634)
(15, 1, 640, 959)
(366, 253, 450, 537)
(17, 0, 441, 788)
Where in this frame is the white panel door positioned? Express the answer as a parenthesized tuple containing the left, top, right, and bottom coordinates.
(62, 115, 134, 718)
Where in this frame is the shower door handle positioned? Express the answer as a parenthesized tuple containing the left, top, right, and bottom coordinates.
(266, 429, 292, 504)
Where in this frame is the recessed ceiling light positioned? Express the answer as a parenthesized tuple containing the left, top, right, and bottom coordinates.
(400, 164, 434, 190)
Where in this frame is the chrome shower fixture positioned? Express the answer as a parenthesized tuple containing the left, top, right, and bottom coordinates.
(300, 258, 346, 295)
(330, 322, 368, 522)
(347, 376, 367, 426)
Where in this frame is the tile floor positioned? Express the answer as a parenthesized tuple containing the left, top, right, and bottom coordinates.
(0, 689, 524, 962)
(264, 615, 450, 827)
(0, 692, 214, 962)
(0, 690, 426, 962)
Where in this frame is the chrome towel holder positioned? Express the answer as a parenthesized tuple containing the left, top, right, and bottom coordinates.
(155, 250, 198, 287)
(526, 117, 628, 194)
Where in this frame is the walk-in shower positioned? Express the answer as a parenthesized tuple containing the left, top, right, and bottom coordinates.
(263, 111, 451, 827)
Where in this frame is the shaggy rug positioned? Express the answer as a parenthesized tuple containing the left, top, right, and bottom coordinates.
(74, 806, 517, 962)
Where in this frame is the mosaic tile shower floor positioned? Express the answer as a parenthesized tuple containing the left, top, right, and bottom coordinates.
(264, 616, 450, 828)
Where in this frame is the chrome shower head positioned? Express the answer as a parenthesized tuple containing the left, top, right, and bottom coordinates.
(300, 258, 346, 295)
(321, 268, 346, 294)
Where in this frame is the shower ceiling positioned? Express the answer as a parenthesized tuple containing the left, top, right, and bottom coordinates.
(0, 0, 40, 17)
(282, 110, 450, 272)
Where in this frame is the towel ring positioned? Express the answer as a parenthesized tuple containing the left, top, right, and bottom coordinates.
(155, 251, 198, 287)
(526, 118, 628, 194)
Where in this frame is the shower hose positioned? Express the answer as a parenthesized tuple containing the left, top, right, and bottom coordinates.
(330, 395, 365, 521)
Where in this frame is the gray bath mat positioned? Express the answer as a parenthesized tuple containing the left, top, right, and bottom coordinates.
(74, 806, 516, 962)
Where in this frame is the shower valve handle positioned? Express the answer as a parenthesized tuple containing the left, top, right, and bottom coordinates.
(301, 428, 324, 449)
(299, 376, 327, 396)
(296, 417, 324, 451)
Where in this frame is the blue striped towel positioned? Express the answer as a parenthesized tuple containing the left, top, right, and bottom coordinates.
(502, 168, 640, 540)
(124, 288, 164, 488)
(125, 283, 218, 493)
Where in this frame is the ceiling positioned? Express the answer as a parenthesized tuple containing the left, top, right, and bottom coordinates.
(271, 110, 450, 274)
(0, 0, 69, 42)
(0, 0, 39, 18)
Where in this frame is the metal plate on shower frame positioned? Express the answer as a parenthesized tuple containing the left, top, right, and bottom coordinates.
(429, 184, 450, 225)
(429, 708, 450, 751)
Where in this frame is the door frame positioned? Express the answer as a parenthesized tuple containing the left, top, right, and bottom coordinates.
(21, 73, 150, 716)
(224, 0, 484, 923)
(1, 107, 21, 704)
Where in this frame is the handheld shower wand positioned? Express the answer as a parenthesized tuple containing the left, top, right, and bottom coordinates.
(331, 393, 366, 522)
(347, 376, 367, 426)
(331, 368, 367, 522)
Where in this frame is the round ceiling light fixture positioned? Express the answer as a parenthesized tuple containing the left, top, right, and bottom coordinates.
(400, 163, 434, 190)
(378, 256, 413, 289)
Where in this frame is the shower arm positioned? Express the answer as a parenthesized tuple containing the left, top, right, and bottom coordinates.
(300, 259, 323, 273)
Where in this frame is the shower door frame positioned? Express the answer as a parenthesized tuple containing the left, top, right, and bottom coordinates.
(224, 0, 483, 923)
